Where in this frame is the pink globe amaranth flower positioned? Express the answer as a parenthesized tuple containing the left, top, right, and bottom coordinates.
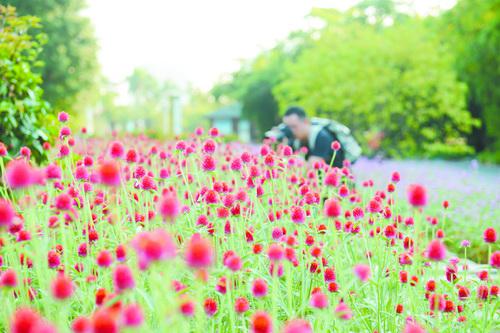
(407, 184, 427, 207)
(109, 141, 124, 158)
(113, 264, 135, 292)
(250, 311, 273, 333)
(324, 198, 342, 218)
(225, 254, 243, 271)
(0, 268, 18, 287)
(283, 319, 312, 333)
(5, 159, 33, 189)
(185, 234, 214, 268)
(490, 251, 500, 268)
(310, 291, 329, 309)
(72, 316, 91, 333)
(46, 163, 62, 179)
(201, 154, 216, 171)
(58, 111, 69, 122)
(202, 139, 217, 154)
(204, 298, 218, 316)
(209, 127, 219, 137)
(403, 321, 426, 333)
(51, 274, 74, 300)
(251, 278, 268, 298)
(290, 206, 305, 224)
(59, 126, 71, 139)
(425, 239, 447, 261)
(391, 171, 400, 183)
(55, 193, 73, 210)
(179, 298, 195, 317)
(10, 308, 42, 333)
(0, 142, 7, 156)
(158, 193, 180, 221)
(267, 243, 284, 261)
(131, 229, 176, 270)
(122, 303, 143, 327)
(92, 309, 118, 333)
(353, 264, 371, 282)
(335, 301, 353, 320)
(98, 160, 121, 186)
(235, 297, 250, 313)
(483, 227, 497, 243)
(20, 146, 31, 159)
(96, 250, 114, 267)
(331, 140, 341, 151)
(0, 198, 15, 227)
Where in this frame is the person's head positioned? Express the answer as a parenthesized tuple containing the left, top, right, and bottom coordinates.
(283, 106, 310, 141)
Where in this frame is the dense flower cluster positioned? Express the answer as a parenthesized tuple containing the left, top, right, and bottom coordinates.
(0, 113, 497, 332)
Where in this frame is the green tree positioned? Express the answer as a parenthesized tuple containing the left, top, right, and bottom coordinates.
(439, 0, 500, 161)
(0, 6, 55, 162)
(212, 31, 311, 137)
(274, 8, 477, 158)
(6, 0, 99, 113)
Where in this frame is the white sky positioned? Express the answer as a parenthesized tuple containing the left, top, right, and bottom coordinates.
(84, 0, 456, 92)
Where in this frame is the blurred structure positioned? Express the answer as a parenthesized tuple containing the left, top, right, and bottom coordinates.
(206, 103, 254, 142)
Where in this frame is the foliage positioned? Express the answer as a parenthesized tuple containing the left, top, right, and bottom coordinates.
(0, 5, 55, 162)
(6, 0, 99, 113)
(274, 9, 477, 158)
(212, 31, 311, 137)
(439, 0, 500, 155)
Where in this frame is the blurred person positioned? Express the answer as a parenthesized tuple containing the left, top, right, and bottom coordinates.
(266, 106, 361, 167)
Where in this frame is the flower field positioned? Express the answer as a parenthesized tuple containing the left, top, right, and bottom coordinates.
(0, 114, 498, 333)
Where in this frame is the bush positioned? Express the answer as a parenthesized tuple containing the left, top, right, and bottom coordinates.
(0, 5, 55, 163)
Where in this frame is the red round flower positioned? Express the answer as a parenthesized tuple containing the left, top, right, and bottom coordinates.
(483, 227, 497, 243)
(0, 199, 15, 227)
(113, 264, 135, 292)
(250, 311, 273, 333)
(98, 160, 121, 186)
(51, 274, 74, 300)
(407, 184, 427, 207)
(425, 239, 447, 261)
(324, 198, 342, 218)
(185, 234, 214, 268)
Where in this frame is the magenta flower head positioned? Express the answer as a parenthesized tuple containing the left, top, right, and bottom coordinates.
(460, 240, 470, 248)
(5, 159, 33, 189)
(283, 319, 312, 333)
(98, 160, 121, 186)
(403, 321, 426, 333)
(267, 243, 284, 261)
(425, 239, 447, 261)
(185, 234, 214, 269)
(0, 199, 15, 227)
(490, 251, 500, 268)
(407, 184, 427, 207)
(158, 192, 180, 221)
(251, 278, 268, 298)
(201, 155, 216, 171)
(113, 264, 135, 292)
(483, 227, 497, 243)
(310, 291, 329, 309)
(109, 141, 124, 159)
(58, 111, 69, 122)
(290, 206, 305, 224)
(122, 303, 144, 327)
(131, 229, 176, 270)
(324, 198, 342, 218)
(331, 140, 341, 151)
(335, 301, 353, 320)
(353, 264, 371, 282)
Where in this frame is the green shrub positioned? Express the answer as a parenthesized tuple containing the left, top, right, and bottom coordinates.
(0, 5, 55, 163)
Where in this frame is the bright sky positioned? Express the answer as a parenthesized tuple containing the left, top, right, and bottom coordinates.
(84, 0, 456, 92)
